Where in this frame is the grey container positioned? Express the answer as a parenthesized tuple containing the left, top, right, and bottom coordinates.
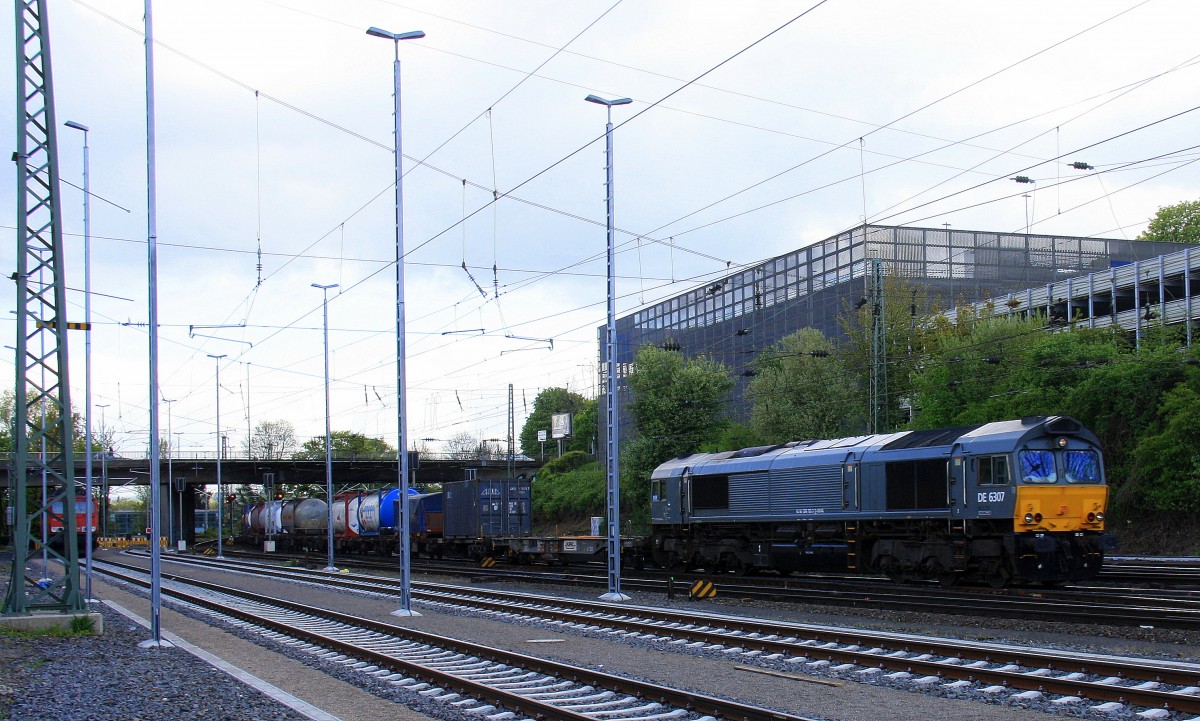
(291, 497, 328, 535)
(443, 478, 531, 539)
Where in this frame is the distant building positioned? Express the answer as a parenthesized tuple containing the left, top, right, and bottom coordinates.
(599, 223, 1189, 438)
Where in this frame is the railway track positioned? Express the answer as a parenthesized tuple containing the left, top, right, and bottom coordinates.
(114, 551, 1200, 717)
(218, 545, 1200, 629)
(95, 559, 814, 721)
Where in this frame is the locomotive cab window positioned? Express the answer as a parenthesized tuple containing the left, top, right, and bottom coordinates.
(691, 474, 730, 510)
(1063, 450, 1101, 483)
(651, 479, 664, 502)
(1019, 450, 1057, 483)
(977, 455, 1010, 485)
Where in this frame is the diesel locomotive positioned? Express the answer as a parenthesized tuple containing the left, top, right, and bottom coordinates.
(649, 415, 1117, 586)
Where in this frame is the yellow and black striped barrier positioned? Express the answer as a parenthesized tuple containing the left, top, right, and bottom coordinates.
(97, 536, 168, 549)
(479, 556, 496, 568)
(689, 579, 717, 600)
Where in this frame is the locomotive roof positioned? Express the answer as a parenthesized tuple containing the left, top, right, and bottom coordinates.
(652, 416, 1096, 477)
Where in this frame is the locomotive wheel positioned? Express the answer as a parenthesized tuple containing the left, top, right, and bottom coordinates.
(936, 571, 961, 588)
(984, 564, 1012, 589)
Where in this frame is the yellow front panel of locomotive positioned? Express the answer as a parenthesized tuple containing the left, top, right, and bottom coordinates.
(1013, 485, 1107, 533)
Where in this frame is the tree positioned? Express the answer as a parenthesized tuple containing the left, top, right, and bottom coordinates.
(837, 274, 941, 432)
(566, 398, 598, 455)
(444, 431, 494, 460)
(747, 328, 860, 443)
(621, 344, 734, 526)
(298, 431, 395, 459)
(517, 387, 589, 458)
(0, 389, 96, 455)
(1127, 384, 1200, 511)
(1138, 199, 1200, 245)
(245, 420, 297, 459)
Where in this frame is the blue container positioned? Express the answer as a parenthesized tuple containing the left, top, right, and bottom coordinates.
(443, 478, 531, 539)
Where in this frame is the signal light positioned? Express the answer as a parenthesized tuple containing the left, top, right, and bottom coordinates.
(274, 492, 284, 500)
(225, 493, 237, 504)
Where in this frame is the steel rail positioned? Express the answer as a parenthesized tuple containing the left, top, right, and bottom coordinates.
(96, 563, 817, 721)
(113, 553, 1200, 714)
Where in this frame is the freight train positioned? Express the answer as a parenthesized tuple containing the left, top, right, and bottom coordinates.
(238, 479, 566, 560)
(238, 416, 1116, 586)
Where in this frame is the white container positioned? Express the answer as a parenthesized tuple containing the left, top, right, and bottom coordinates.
(264, 540, 276, 552)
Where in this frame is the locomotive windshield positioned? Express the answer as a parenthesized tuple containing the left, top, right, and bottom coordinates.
(1018, 450, 1057, 483)
(1064, 450, 1101, 483)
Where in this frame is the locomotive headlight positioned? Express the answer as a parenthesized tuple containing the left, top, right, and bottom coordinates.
(1095, 512, 1104, 523)
(1057, 437, 1068, 448)
(1023, 512, 1035, 524)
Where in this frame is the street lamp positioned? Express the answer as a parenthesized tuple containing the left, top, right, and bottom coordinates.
(312, 282, 339, 572)
(366, 23, 424, 619)
(96, 403, 110, 537)
(174, 431, 183, 547)
(585, 93, 633, 603)
(162, 397, 175, 548)
(63, 119, 96, 600)
(208, 354, 226, 559)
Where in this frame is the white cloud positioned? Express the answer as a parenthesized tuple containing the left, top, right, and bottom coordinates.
(3, 0, 1198, 459)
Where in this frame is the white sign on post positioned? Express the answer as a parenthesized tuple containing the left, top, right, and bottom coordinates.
(551, 413, 572, 439)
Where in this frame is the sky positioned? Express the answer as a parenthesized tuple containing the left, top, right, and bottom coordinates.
(3, 0, 1199, 460)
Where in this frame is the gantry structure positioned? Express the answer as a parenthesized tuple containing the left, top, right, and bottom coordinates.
(4, 0, 84, 616)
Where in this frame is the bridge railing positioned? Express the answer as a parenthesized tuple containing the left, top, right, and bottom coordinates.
(1, 450, 535, 464)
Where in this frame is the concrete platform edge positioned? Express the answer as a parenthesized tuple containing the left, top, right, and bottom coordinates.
(102, 599, 343, 721)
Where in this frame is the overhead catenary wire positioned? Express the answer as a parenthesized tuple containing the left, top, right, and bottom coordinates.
(65, 0, 1196, 444)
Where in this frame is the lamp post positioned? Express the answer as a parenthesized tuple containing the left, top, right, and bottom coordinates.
(208, 354, 226, 559)
(63, 119, 95, 599)
(312, 282, 339, 572)
(174, 431, 183, 547)
(366, 24, 424, 618)
(585, 93, 633, 603)
(163, 398, 175, 548)
(96, 404, 109, 537)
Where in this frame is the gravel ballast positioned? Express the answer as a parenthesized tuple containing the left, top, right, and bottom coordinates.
(3, 549, 1198, 721)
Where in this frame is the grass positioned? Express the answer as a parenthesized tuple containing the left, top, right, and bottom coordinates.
(0, 610, 94, 639)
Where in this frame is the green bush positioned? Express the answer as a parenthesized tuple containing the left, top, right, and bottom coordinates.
(532, 460, 605, 524)
(538, 450, 592, 479)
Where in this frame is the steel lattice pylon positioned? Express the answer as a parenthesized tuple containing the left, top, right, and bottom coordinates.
(4, 0, 84, 616)
(869, 257, 888, 436)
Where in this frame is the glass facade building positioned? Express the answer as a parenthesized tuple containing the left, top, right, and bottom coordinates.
(600, 224, 1188, 437)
